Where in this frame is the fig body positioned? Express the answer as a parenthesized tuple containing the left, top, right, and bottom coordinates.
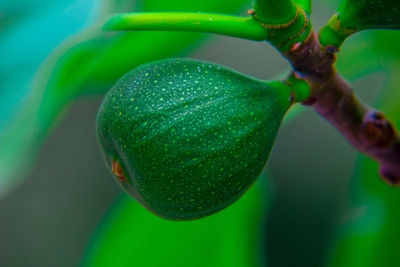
(97, 59, 292, 220)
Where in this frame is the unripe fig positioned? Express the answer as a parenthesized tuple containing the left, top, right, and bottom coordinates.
(96, 58, 293, 220)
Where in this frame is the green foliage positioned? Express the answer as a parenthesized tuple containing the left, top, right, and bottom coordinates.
(320, 0, 400, 48)
(82, 180, 264, 267)
(329, 70, 400, 267)
(338, 0, 400, 31)
(328, 29, 400, 266)
(97, 59, 292, 220)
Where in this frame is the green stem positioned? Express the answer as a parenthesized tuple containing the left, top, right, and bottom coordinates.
(284, 73, 311, 103)
(251, 1, 312, 52)
(294, 0, 311, 15)
(103, 12, 269, 41)
(253, 0, 297, 24)
(318, 14, 354, 49)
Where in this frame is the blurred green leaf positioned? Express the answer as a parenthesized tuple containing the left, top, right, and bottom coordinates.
(319, 0, 400, 48)
(82, 177, 266, 267)
(337, 0, 400, 32)
(0, 0, 100, 196)
(283, 103, 307, 123)
(328, 67, 400, 266)
(336, 30, 400, 79)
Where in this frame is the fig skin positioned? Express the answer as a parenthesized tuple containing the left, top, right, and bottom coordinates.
(96, 58, 292, 220)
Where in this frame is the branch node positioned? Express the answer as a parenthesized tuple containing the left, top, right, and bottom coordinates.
(361, 111, 396, 148)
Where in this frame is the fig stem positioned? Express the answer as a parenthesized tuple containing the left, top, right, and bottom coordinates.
(284, 72, 311, 103)
(103, 12, 269, 41)
(283, 30, 400, 185)
(102, 7, 312, 52)
(253, 0, 297, 25)
(318, 14, 353, 50)
(294, 0, 312, 15)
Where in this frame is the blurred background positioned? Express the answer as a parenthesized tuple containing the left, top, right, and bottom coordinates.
(1, 0, 399, 266)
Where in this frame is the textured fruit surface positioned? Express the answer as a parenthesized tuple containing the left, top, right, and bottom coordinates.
(96, 58, 292, 220)
(338, 0, 400, 31)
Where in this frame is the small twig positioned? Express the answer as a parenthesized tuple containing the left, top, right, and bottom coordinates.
(103, 12, 268, 41)
(283, 31, 400, 185)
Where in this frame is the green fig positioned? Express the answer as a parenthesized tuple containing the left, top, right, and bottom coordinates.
(319, 0, 400, 48)
(96, 58, 293, 220)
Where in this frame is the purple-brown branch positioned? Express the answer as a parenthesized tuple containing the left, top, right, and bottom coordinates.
(282, 31, 400, 185)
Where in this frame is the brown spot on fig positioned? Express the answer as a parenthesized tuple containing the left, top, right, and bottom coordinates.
(112, 159, 128, 183)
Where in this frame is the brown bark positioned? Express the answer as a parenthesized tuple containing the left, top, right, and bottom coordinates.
(282, 31, 400, 185)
